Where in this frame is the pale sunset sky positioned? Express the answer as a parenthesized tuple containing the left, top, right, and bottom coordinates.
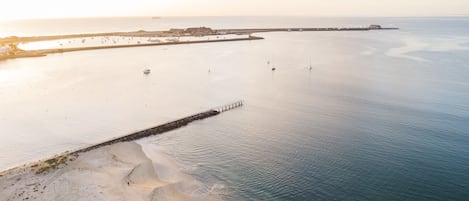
(1, 0, 468, 20)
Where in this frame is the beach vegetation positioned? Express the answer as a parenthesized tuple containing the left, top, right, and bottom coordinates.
(35, 155, 68, 174)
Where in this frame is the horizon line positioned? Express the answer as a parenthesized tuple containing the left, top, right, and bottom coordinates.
(1, 14, 468, 21)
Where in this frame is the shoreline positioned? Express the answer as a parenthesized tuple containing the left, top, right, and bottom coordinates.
(0, 102, 243, 200)
(0, 25, 397, 61)
(0, 101, 242, 174)
(0, 36, 263, 61)
(0, 26, 397, 44)
(0, 141, 224, 201)
(0, 110, 219, 175)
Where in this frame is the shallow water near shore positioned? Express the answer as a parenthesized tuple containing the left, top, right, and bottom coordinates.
(1, 17, 469, 200)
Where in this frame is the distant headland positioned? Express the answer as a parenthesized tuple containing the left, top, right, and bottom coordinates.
(0, 25, 397, 61)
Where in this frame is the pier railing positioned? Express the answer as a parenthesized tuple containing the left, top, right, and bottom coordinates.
(213, 100, 244, 113)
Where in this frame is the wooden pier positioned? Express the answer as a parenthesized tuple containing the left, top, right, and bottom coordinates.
(71, 100, 244, 154)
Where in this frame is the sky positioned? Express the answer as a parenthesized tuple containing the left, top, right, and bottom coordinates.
(1, 0, 468, 20)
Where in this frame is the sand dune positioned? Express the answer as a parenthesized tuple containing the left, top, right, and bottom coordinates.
(0, 142, 222, 201)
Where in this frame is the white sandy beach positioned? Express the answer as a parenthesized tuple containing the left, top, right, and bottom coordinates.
(0, 142, 222, 201)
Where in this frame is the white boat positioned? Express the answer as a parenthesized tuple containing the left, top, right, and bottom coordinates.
(143, 69, 151, 75)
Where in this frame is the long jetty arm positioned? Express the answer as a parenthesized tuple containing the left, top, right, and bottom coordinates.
(0, 101, 244, 174)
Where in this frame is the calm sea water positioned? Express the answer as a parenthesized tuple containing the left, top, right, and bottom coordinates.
(1, 17, 469, 200)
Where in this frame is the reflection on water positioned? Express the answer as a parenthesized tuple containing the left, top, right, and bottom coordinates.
(386, 36, 469, 62)
(1, 17, 469, 200)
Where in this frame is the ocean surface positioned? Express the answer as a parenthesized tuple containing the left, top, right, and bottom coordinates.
(1, 17, 469, 200)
